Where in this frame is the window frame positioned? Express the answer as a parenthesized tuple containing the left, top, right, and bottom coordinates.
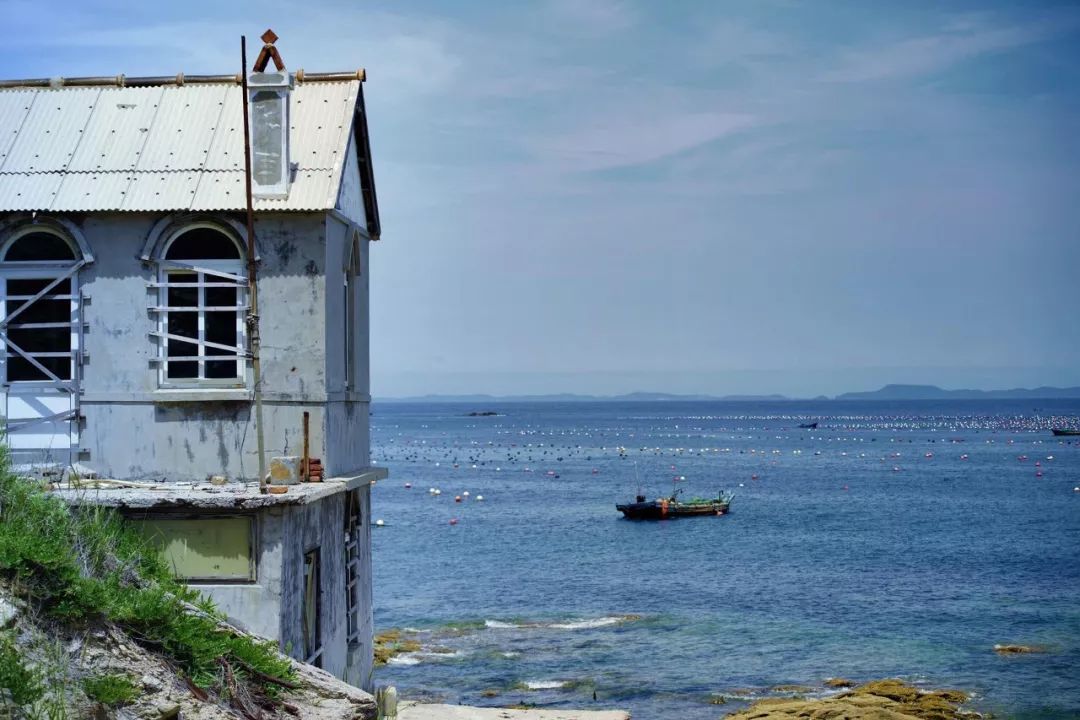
(153, 223, 249, 390)
(0, 226, 84, 387)
(302, 547, 323, 667)
(343, 233, 360, 392)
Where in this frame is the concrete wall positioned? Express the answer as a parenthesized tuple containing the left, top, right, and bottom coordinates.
(4, 207, 376, 688)
(277, 493, 349, 676)
(125, 485, 369, 683)
(323, 213, 371, 477)
(171, 506, 286, 642)
(346, 483, 374, 690)
(336, 136, 368, 229)
(0, 209, 379, 482)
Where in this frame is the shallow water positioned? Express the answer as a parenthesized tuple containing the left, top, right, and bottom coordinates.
(371, 400, 1080, 718)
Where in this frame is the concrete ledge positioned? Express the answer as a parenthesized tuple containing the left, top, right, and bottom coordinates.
(50, 468, 387, 510)
(397, 704, 630, 720)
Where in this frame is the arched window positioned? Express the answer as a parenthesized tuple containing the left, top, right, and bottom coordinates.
(343, 232, 361, 391)
(0, 227, 83, 384)
(156, 225, 247, 386)
(2, 231, 78, 262)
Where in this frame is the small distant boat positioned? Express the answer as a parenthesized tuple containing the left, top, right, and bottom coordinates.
(1051, 429, 1080, 437)
(798, 422, 818, 429)
(617, 489, 733, 520)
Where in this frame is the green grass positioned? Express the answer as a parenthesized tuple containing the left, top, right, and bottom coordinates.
(0, 631, 43, 707)
(0, 456, 296, 705)
(80, 673, 138, 706)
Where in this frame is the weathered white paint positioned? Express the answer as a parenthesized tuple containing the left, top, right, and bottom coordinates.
(11, 206, 382, 689)
(335, 135, 368, 228)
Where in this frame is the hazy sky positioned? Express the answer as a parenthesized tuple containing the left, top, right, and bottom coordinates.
(6, 0, 1080, 397)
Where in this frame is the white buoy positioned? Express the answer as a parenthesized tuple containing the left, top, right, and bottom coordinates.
(463, 491, 470, 497)
(434, 489, 442, 496)
(476, 495, 484, 501)
(375, 519, 385, 527)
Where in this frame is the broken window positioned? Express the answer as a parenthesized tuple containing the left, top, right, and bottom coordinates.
(1, 231, 80, 384)
(153, 226, 247, 386)
(303, 548, 322, 666)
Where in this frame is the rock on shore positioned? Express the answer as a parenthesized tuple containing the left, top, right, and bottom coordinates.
(723, 679, 976, 720)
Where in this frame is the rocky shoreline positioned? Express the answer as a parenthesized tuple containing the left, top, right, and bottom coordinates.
(374, 626, 995, 719)
(722, 679, 977, 720)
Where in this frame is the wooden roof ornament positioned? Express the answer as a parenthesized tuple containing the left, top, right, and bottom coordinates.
(253, 29, 285, 72)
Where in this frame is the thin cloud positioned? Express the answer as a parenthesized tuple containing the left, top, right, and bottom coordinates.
(538, 111, 757, 173)
(819, 14, 1074, 83)
(541, 0, 638, 37)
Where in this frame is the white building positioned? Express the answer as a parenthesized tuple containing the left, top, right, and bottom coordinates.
(0, 33, 385, 688)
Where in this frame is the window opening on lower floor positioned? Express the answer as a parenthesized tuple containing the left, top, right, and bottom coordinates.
(344, 490, 362, 645)
(303, 548, 322, 667)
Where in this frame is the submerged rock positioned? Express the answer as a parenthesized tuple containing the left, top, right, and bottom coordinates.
(993, 644, 1047, 654)
(723, 679, 974, 720)
(374, 629, 423, 666)
(825, 677, 855, 688)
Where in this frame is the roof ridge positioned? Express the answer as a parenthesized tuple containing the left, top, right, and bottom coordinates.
(0, 70, 365, 90)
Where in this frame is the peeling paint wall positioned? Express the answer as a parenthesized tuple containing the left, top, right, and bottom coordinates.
(123, 490, 361, 682)
(4, 207, 375, 689)
(41, 210, 376, 481)
(335, 136, 368, 228)
(346, 483, 374, 690)
(277, 493, 349, 676)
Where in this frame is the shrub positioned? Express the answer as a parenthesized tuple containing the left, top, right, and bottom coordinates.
(81, 673, 138, 706)
(0, 459, 295, 703)
(0, 631, 43, 707)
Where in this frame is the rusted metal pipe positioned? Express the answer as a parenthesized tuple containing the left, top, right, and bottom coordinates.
(303, 411, 310, 482)
(241, 36, 268, 494)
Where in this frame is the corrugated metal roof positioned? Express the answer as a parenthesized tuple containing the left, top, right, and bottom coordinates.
(1, 88, 99, 173)
(0, 172, 63, 209)
(67, 86, 164, 172)
(0, 79, 360, 213)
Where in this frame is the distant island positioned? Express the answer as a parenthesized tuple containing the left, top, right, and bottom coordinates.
(379, 384, 1080, 403)
(833, 384, 1080, 401)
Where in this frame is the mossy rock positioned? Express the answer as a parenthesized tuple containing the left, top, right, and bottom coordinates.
(726, 679, 972, 720)
(993, 644, 1046, 654)
(825, 677, 854, 688)
(373, 628, 423, 665)
(847, 679, 921, 703)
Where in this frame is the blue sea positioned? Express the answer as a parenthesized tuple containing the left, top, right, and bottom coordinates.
(370, 400, 1080, 719)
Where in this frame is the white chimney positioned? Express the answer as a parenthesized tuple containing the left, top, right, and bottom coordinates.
(248, 30, 291, 199)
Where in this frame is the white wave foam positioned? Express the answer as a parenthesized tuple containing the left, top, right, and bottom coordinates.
(484, 615, 639, 631)
(548, 616, 629, 630)
(523, 680, 568, 690)
(387, 654, 421, 666)
(387, 650, 464, 666)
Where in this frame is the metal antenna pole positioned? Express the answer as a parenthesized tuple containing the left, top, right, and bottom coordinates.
(241, 35, 268, 494)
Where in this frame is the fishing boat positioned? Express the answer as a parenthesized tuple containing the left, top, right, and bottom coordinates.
(617, 489, 733, 520)
(1051, 428, 1080, 437)
(798, 422, 818, 429)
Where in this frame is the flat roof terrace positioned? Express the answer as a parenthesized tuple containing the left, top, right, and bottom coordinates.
(49, 468, 387, 510)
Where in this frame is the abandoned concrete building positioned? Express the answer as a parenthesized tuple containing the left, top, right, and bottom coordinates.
(0, 36, 385, 688)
